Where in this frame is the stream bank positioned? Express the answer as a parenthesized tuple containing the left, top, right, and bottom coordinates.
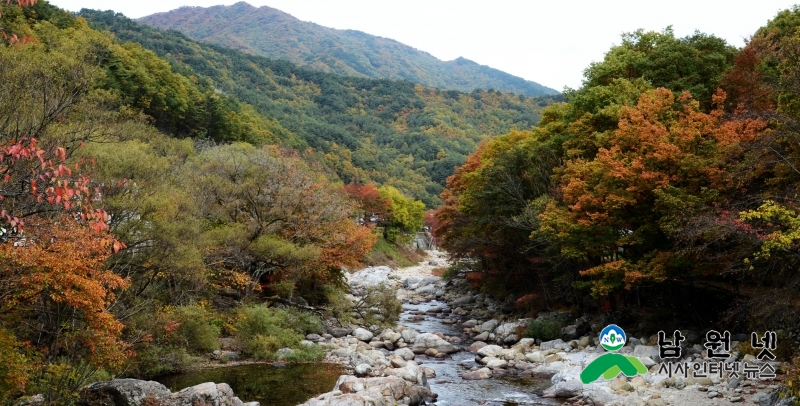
(300, 250, 794, 406)
(52, 251, 794, 406)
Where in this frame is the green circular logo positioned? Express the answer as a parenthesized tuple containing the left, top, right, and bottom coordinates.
(581, 324, 646, 384)
(599, 324, 626, 352)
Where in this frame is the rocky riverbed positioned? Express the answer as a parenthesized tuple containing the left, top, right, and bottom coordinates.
(299, 250, 796, 406)
(49, 251, 796, 406)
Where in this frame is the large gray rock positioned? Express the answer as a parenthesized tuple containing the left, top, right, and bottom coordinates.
(561, 352, 591, 364)
(453, 295, 474, 306)
(331, 348, 354, 359)
(461, 367, 492, 380)
(495, 321, 525, 338)
(403, 276, 422, 289)
(348, 266, 392, 289)
(299, 375, 434, 406)
(401, 328, 419, 343)
(484, 358, 508, 369)
(531, 364, 563, 379)
(415, 284, 437, 295)
(354, 364, 372, 377)
(583, 384, 621, 405)
(755, 391, 778, 406)
(412, 333, 458, 354)
(381, 330, 402, 343)
(550, 367, 582, 384)
(394, 347, 416, 361)
(476, 345, 505, 359)
(169, 382, 248, 406)
(633, 345, 662, 363)
(79, 379, 171, 406)
(560, 325, 578, 340)
(560, 318, 590, 341)
(542, 380, 582, 398)
(480, 319, 500, 332)
(275, 348, 295, 359)
(384, 362, 429, 388)
(78, 379, 257, 406)
(540, 338, 565, 350)
(329, 327, 352, 338)
(349, 351, 376, 367)
(415, 276, 441, 288)
(353, 328, 374, 342)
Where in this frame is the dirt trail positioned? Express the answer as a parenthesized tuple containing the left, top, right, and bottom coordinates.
(390, 249, 450, 280)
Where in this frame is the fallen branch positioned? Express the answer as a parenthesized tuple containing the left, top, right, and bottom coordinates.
(263, 295, 324, 316)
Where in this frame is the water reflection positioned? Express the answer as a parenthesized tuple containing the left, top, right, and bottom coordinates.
(155, 362, 343, 406)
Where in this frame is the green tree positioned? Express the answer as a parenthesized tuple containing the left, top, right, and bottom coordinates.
(379, 185, 425, 242)
(579, 27, 737, 111)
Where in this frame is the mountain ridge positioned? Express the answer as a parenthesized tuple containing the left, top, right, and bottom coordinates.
(82, 8, 558, 206)
(139, 1, 559, 97)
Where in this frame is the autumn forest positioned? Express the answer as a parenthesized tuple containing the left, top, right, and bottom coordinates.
(4, 0, 800, 403)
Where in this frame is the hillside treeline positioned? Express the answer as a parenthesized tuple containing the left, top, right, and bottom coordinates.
(434, 20, 800, 341)
(79, 9, 558, 207)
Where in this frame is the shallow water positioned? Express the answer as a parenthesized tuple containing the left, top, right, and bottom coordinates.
(400, 300, 563, 405)
(154, 362, 343, 406)
(155, 299, 562, 406)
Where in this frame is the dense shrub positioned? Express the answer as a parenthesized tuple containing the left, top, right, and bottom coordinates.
(523, 316, 564, 341)
(165, 304, 221, 354)
(119, 305, 218, 378)
(784, 353, 800, 401)
(30, 362, 111, 405)
(127, 343, 193, 378)
(232, 305, 323, 360)
(325, 283, 401, 327)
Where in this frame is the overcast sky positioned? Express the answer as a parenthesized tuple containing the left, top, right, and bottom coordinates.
(49, 0, 798, 90)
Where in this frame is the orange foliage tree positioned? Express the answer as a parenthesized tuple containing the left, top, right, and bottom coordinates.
(539, 88, 765, 296)
(0, 216, 128, 367)
(0, 137, 125, 398)
(343, 182, 391, 225)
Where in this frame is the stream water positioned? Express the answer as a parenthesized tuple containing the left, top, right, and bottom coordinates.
(155, 362, 344, 405)
(154, 286, 563, 405)
(400, 299, 563, 406)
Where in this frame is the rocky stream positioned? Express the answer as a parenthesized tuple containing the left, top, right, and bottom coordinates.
(61, 251, 795, 406)
(298, 250, 795, 406)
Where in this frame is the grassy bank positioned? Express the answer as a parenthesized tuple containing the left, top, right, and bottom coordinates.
(364, 237, 425, 268)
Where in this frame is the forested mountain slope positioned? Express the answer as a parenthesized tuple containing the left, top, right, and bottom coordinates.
(82, 9, 558, 206)
(137, 2, 559, 98)
(0, 1, 391, 397)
